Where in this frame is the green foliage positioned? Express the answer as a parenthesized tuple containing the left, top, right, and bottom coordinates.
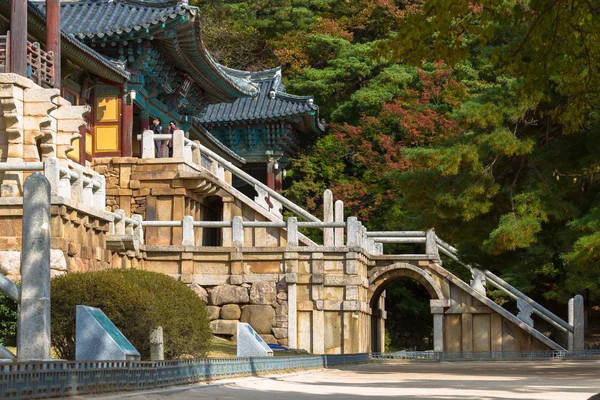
(51, 269, 210, 360)
(0, 291, 17, 346)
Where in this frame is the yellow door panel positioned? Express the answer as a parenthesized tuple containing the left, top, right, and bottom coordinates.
(95, 125, 119, 152)
(86, 133, 93, 155)
(95, 95, 119, 122)
(68, 138, 80, 161)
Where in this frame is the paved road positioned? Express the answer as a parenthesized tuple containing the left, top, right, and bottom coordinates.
(86, 361, 600, 400)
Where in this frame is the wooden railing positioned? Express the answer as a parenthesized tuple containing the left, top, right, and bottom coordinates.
(0, 31, 55, 87)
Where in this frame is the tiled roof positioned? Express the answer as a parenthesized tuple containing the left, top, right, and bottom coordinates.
(29, 0, 259, 101)
(30, 0, 190, 38)
(198, 67, 327, 133)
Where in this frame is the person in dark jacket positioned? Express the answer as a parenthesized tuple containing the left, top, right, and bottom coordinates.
(167, 120, 180, 157)
(151, 117, 164, 158)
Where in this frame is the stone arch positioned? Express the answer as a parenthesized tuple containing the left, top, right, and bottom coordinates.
(368, 262, 445, 353)
(369, 263, 445, 306)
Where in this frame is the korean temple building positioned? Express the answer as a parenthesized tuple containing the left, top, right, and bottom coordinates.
(0, 0, 325, 188)
(199, 67, 327, 191)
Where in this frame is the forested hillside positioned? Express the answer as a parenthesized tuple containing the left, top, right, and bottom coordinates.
(195, 0, 600, 317)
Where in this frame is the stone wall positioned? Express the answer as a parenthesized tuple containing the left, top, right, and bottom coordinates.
(0, 198, 143, 282)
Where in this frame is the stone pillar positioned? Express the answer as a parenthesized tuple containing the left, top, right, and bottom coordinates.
(287, 279, 298, 349)
(92, 174, 106, 210)
(286, 217, 298, 247)
(17, 173, 51, 360)
(182, 215, 195, 246)
(192, 140, 201, 166)
(569, 295, 584, 351)
(323, 189, 334, 246)
(150, 326, 164, 361)
(232, 216, 244, 247)
(430, 299, 445, 353)
(426, 229, 439, 259)
(346, 217, 359, 247)
(71, 169, 83, 204)
(334, 200, 344, 246)
(114, 209, 126, 235)
(82, 176, 94, 207)
(132, 214, 144, 246)
(43, 157, 60, 197)
(141, 130, 155, 159)
(172, 129, 185, 159)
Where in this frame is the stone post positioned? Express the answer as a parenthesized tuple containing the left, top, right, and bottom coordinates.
(323, 189, 334, 246)
(141, 130, 155, 159)
(132, 214, 144, 246)
(43, 157, 61, 197)
(192, 140, 201, 166)
(569, 295, 584, 351)
(430, 300, 445, 353)
(92, 175, 106, 210)
(17, 173, 51, 360)
(71, 170, 84, 204)
(114, 209, 126, 235)
(426, 229, 439, 259)
(82, 177, 94, 208)
(232, 216, 244, 247)
(334, 200, 344, 246)
(346, 217, 359, 247)
(150, 326, 164, 361)
(182, 215, 195, 246)
(172, 129, 185, 159)
(287, 217, 298, 247)
(287, 278, 298, 349)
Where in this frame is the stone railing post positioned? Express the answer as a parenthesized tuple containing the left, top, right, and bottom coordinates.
(18, 173, 51, 360)
(183, 141, 193, 164)
(92, 175, 106, 210)
(82, 177, 94, 208)
(287, 217, 298, 247)
(150, 326, 164, 361)
(114, 209, 126, 235)
(334, 200, 344, 246)
(426, 229, 439, 258)
(323, 189, 334, 246)
(43, 157, 60, 197)
(71, 170, 84, 204)
(132, 214, 144, 245)
(192, 140, 201, 165)
(568, 295, 584, 351)
(375, 243, 384, 255)
(172, 129, 185, 159)
(58, 169, 72, 201)
(232, 216, 244, 247)
(182, 215, 195, 246)
(346, 217, 359, 247)
(142, 130, 155, 159)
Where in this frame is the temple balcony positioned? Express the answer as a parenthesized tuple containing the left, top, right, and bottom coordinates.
(0, 31, 55, 88)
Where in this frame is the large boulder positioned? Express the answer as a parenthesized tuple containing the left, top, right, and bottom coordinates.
(241, 305, 276, 334)
(209, 320, 238, 336)
(249, 282, 277, 305)
(272, 327, 288, 339)
(209, 284, 249, 305)
(220, 304, 241, 320)
(191, 283, 209, 303)
(206, 306, 220, 321)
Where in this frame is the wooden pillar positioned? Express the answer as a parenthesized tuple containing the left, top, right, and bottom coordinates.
(121, 102, 133, 157)
(10, 0, 28, 77)
(140, 111, 149, 132)
(45, 0, 60, 89)
(266, 158, 275, 190)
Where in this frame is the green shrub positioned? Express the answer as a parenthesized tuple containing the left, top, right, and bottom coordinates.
(0, 291, 17, 346)
(51, 269, 210, 360)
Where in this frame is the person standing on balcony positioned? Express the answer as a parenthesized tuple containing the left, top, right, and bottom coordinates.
(151, 117, 164, 158)
(167, 120, 180, 158)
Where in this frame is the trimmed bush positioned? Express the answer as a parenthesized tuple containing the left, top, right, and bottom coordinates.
(51, 269, 210, 360)
(0, 291, 17, 346)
